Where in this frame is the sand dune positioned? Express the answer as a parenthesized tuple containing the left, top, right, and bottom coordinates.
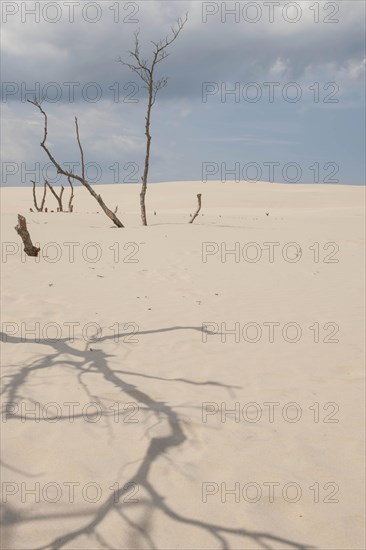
(1, 181, 365, 549)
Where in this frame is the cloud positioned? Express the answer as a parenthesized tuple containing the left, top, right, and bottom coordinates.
(270, 58, 288, 77)
(1, 0, 365, 184)
(200, 136, 297, 146)
(2, 1, 365, 100)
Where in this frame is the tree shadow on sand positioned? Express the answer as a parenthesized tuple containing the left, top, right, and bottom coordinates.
(1, 327, 316, 550)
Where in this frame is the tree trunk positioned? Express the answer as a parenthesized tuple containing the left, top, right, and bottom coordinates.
(140, 86, 153, 226)
(40, 181, 47, 211)
(32, 181, 40, 211)
(68, 177, 75, 212)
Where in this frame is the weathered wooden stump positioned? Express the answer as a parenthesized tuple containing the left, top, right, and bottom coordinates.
(14, 215, 40, 257)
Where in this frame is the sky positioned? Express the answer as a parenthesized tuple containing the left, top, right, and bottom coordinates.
(1, 0, 365, 186)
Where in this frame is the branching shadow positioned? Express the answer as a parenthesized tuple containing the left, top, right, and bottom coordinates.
(1, 327, 316, 550)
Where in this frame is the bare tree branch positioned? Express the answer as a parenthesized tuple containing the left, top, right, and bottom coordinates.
(31, 179, 47, 212)
(27, 99, 125, 228)
(74, 117, 85, 182)
(117, 13, 188, 226)
(45, 180, 64, 212)
(189, 193, 202, 224)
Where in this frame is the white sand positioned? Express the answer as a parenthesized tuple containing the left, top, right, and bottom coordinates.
(1, 181, 365, 549)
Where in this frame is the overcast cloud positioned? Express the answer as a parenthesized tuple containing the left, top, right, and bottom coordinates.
(1, 0, 365, 185)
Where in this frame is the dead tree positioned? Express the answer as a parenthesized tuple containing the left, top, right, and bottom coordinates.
(31, 179, 47, 212)
(118, 14, 188, 226)
(67, 176, 75, 212)
(189, 193, 202, 224)
(28, 99, 125, 228)
(46, 180, 64, 212)
(15, 215, 40, 257)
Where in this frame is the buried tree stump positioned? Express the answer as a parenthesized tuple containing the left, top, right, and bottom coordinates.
(14, 214, 40, 257)
(189, 193, 202, 224)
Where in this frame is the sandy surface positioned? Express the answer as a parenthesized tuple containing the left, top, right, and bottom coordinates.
(1, 181, 365, 549)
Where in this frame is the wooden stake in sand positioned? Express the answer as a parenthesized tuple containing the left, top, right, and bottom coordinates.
(189, 193, 202, 224)
(14, 214, 40, 257)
